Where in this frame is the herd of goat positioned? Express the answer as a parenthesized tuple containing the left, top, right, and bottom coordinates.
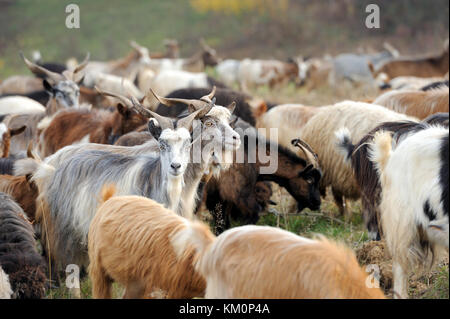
(0, 38, 448, 299)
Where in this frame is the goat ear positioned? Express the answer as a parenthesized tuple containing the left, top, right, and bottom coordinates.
(148, 118, 162, 140)
(117, 103, 130, 118)
(10, 125, 26, 137)
(226, 101, 236, 114)
(43, 79, 53, 93)
(298, 164, 313, 177)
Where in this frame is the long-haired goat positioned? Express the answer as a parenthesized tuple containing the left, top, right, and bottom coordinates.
(373, 86, 449, 120)
(25, 88, 239, 274)
(369, 127, 449, 298)
(0, 193, 46, 299)
(172, 225, 386, 299)
(88, 186, 213, 298)
(290, 101, 416, 216)
(335, 115, 448, 240)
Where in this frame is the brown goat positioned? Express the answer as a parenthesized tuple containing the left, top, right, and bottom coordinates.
(88, 186, 211, 299)
(38, 104, 147, 157)
(373, 86, 449, 120)
(369, 40, 449, 80)
(172, 225, 386, 299)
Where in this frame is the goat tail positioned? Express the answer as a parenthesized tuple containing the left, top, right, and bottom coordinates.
(171, 220, 216, 267)
(335, 127, 355, 162)
(100, 184, 117, 204)
(369, 131, 393, 174)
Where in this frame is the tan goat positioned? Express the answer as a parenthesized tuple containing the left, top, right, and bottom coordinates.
(88, 186, 212, 299)
(172, 224, 386, 299)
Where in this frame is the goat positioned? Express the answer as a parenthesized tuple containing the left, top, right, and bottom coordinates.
(37, 94, 147, 157)
(0, 75, 43, 95)
(0, 123, 26, 158)
(0, 90, 50, 106)
(148, 39, 219, 73)
(0, 96, 46, 116)
(298, 101, 416, 217)
(238, 58, 299, 90)
(297, 57, 333, 91)
(24, 88, 239, 275)
(83, 72, 144, 99)
(0, 192, 47, 299)
(2, 53, 90, 157)
(256, 103, 321, 148)
(369, 127, 449, 298)
(153, 87, 267, 126)
(143, 70, 226, 106)
(88, 186, 212, 298)
(172, 224, 386, 299)
(201, 119, 322, 231)
(216, 59, 241, 86)
(330, 44, 399, 85)
(335, 115, 448, 240)
(369, 40, 449, 80)
(373, 86, 449, 120)
(28, 99, 206, 274)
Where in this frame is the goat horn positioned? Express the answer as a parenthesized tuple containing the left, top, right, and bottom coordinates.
(291, 138, 319, 168)
(73, 52, 90, 74)
(200, 86, 216, 103)
(148, 87, 210, 110)
(94, 86, 134, 109)
(20, 51, 63, 83)
(130, 96, 174, 130)
(178, 102, 213, 130)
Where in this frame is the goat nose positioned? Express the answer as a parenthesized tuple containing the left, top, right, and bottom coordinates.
(171, 163, 181, 170)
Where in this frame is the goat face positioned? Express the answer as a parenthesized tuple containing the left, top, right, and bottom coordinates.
(44, 79, 80, 108)
(202, 48, 219, 67)
(286, 164, 322, 212)
(197, 104, 241, 167)
(153, 124, 192, 177)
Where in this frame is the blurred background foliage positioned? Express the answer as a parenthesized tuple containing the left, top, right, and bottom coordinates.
(0, 0, 448, 77)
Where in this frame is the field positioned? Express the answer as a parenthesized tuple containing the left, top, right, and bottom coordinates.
(43, 83, 449, 299)
(1, 0, 448, 300)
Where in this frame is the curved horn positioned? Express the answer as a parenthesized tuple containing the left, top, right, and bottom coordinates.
(94, 86, 134, 109)
(199, 86, 216, 103)
(73, 52, 90, 74)
(20, 51, 63, 83)
(291, 138, 319, 168)
(149, 87, 209, 110)
(130, 96, 173, 130)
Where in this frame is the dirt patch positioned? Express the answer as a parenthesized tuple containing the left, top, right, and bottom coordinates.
(356, 240, 393, 295)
